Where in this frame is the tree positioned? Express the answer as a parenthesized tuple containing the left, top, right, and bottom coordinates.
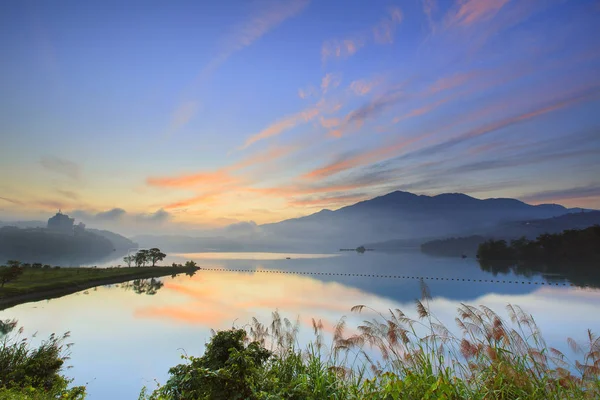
(135, 250, 150, 267)
(6, 260, 20, 268)
(151, 329, 271, 399)
(185, 260, 197, 268)
(123, 255, 135, 268)
(0, 266, 24, 287)
(31, 263, 43, 269)
(148, 248, 166, 267)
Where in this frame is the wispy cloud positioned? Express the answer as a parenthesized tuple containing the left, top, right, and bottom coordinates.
(422, 0, 438, 32)
(321, 6, 403, 63)
(520, 184, 600, 204)
(373, 7, 403, 44)
(321, 72, 342, 94)
(96, 208, 127, 221)
(288, 193, 368, 207)
(168, 101, 199, 134)
(304, 85, 600, 180)
(171, 0, 310, 133)
(321, 38, 366, 63)
(147, 170, 240, 189)
(329, 86, 407, 136)
(40, 156, 82, 181)
(135, 208, 171, 223)
(56, 189, 79, 200)
(0, 196, 23, 205)
(72, 208, 127, 222)
(349, 78, 378, 96)
(298, 85, 318, 99)
(240, 106, 321, 149)
(445, 0, 510, 28)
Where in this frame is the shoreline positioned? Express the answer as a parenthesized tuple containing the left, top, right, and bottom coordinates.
(0, 266, 200, 311)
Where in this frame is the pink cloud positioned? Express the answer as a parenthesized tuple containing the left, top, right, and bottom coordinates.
(321, 72, 342, 94)
(241, 106, 320, 149)
(349, 79, 377, 96)
(373, 7, 404, 44)
(446, 0, 510, 27)
(321, 37, 366, 62)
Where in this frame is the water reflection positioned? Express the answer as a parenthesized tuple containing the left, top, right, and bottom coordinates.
(479, 260, 600, 289)
(121, 278, 165, 295)
(1, 252, 599, 399)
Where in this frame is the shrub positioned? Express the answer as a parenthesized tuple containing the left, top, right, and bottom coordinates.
(142, 284, 600, 399)
(0, 328, 86, 399)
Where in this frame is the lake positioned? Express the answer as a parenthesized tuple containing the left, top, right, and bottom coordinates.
(2, 250, 600, 399)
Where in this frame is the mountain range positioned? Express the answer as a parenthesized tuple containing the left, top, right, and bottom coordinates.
(135, 191, 592, 252)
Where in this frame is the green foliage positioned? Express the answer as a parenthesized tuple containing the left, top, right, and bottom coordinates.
(0, 265, 198, 303)
(135, 250, 150, 267)
(123, 255, 135, 267)
(0, 319, 17, 337)
(0, 328, 86, 399)
(148, 248, 167, 267)
(477, 226, 600, 287)
(184, 261, 197, 268)
(143, 294, 600, 400)
(121, 278, 165, 295)
(147, 329, 271, 399)
(421, 235, 487, 257)
(0, 266, 24, 287)
(477, 226, 600, 264)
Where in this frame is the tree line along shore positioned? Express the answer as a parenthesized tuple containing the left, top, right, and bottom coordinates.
(0, 248, 199, 310)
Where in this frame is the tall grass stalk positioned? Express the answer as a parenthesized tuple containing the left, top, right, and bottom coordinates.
(146, 280, 600, 399)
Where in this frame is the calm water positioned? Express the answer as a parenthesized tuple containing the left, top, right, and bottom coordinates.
(2, 251, 600, 399)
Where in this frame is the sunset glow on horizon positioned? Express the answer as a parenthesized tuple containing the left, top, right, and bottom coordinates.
(1, 0, 599, 232)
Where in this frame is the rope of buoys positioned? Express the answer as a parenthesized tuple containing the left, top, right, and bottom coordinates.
(199, 268, 575, 286)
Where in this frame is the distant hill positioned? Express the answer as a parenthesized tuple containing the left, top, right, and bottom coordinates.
(0, 226, 115, 264)
(492, 210, 600, 238)
(413, 211, 600, 257)
(261, 191, 580, 248)
(0, 220, 45, 229)
(87, 228, 138, 251)
(0, 221, 138, 252)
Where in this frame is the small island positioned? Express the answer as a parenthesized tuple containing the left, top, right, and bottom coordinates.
(0, 249, 200, 310)
(339, 246, 373, 253)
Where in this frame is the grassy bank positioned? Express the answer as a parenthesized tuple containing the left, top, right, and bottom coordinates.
(0, 265, 199, 310)
(142, 292, 600, 399)
(2, 294, 599, 399)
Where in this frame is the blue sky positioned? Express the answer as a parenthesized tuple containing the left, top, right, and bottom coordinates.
(1, 0, 599, 231)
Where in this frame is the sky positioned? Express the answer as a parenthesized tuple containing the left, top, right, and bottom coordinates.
(1, 0, 599, 232)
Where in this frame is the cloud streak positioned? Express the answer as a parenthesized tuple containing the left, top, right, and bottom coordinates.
(321, 7, 403, 63)
(520, 185, 600, 204)
(0, 196, 23, 205)
(171, 0, 310, 133)
(445, 0, 510, 28)
(40, 156, 82, 181)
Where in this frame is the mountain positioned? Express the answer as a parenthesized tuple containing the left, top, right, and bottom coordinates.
(87, 228, 138, 251)
(393, 211, 600, 257)
(260, 191, 581, 248)
(0, 220, 46, 229)
(0, 226, 116, 264)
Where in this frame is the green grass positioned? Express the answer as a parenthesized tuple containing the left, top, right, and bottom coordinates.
(0, 265, 198, 305)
